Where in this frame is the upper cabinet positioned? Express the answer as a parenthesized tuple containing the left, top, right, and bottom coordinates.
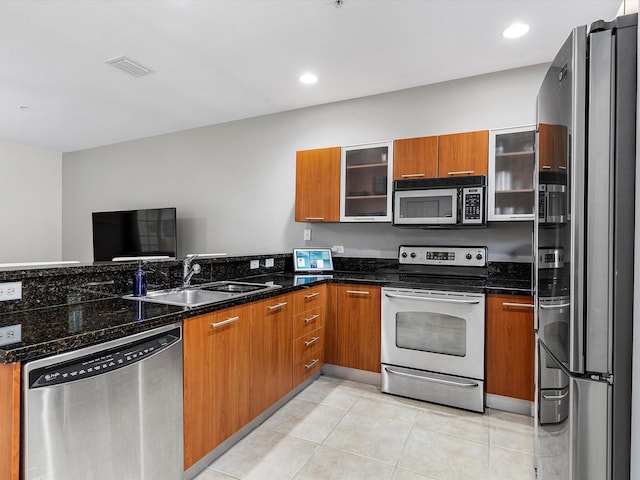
(488, 126, 536, 221)
(538, 123, 568, 172)
(295, 147, 341, 222)
(438, 130, 489, 177)
(340, 142, 393, 222)
(393, 136, 438, 180)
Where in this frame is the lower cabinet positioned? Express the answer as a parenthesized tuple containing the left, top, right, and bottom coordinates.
(249, 294, 293, 419)
(183, 305, 251, 470)
(335, 284, 381, 373)
(486, 293, 535, 401)
(0, 362, 20, 480)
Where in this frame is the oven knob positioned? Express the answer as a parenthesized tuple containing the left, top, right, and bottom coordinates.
(410, 252, 416, 258)
(466, 253, 472, 260)
(476, 253, 483, 260)
(401, 252, 407, 258)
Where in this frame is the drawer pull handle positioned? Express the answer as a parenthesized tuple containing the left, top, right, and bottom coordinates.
(540, 303, 571, 309)
(304, 336, 320, 347)
(502, 302, 535, 308)
(305, 292, 320, 299)
(541, 165, 552, 170)
(542, 391, 569, 401)
(346, 290, 370, 295)
(304, 314, 320, 324)
(304, 217, 324, 221)
(211, 316, 240, 328)
(401, 173, 426, 178)
(447, 170, 475, 176)
(267, 302, 288, 310)
(304, 359, 319, 369)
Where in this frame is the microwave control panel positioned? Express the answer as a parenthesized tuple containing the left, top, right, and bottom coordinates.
(398, 246, 487, 267)
(461, 187, 484, 224)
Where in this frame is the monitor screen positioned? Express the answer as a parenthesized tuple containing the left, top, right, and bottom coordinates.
(92, 207, 177, 262)
(293, 248, 334, 272)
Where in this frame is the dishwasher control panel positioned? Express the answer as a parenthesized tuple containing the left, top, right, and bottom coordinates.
(398, 246, 487, 267)
(28, 328, 180, 388)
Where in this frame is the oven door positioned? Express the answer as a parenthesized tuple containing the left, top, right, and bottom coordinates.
(393, 189, 458, 225)
(381, 287, 485, 379)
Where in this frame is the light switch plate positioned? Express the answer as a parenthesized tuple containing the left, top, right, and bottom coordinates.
(250, 260, 259, 269)
(264, 258, 274, 268)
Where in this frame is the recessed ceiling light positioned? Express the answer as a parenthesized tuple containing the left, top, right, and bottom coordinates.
(502, 23, 530, 39)
(299, 72, 318, 85)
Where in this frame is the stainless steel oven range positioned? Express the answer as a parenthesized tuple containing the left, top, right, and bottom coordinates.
(381, 245, 487, 413)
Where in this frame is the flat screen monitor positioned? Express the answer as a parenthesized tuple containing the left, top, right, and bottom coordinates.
(92, 207, 177, 262)
(293, 248, 334, 273)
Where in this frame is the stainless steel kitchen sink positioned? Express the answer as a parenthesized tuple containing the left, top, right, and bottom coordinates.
(123, 281, 281, 308)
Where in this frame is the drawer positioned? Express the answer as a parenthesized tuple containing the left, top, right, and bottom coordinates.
(293, 285, 326, 314)
(294, 344, 324, 386)
(294, 328, 325, 360)
(293, 307, 325, 339)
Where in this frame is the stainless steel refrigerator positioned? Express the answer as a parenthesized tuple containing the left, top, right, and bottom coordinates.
(535, 13, 637, 480)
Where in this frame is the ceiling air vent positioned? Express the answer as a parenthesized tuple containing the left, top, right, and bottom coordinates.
(106, 56, 153, 77)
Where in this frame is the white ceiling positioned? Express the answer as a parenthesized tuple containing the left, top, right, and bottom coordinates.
(0, 0, 623, 153)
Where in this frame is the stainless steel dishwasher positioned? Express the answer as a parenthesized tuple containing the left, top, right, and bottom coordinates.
(23, 323, 183, 480)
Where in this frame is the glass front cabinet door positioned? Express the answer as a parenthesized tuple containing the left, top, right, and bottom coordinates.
(340, 142, 393, 222)
(488, 126, 536, 221)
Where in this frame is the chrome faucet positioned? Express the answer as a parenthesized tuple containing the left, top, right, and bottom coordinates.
(182, 253, 227, 287)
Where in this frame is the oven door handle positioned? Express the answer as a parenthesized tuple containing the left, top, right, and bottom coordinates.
(384, 367, 480, 388)
(384, 293, 481, 305)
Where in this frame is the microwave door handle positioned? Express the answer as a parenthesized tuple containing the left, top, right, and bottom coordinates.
(384, 293, 481, 305)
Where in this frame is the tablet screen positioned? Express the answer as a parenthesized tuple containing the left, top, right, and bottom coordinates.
(293, 248, 334, 272)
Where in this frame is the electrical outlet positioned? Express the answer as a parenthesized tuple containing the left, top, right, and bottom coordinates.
(0, 324, 22, 346)
(264, 258, 274, 268)
(250, 260, 259, 269)
(331, 246, 345, 254)
(304, 229, 312, 241)
(0, 282, 22, 301)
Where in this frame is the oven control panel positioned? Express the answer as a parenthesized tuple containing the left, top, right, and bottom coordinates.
(398, 246, 487, 267)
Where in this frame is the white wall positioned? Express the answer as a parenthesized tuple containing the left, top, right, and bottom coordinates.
(0, 139, 62, 262)
(62, 63, 549, 262)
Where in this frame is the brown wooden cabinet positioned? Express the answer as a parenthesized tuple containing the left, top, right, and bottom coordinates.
(292, 286, 326, 386)
(335, 284, 381, 373)
(486, 294, 535, 401)
(393, 135, 438, 180)
(438, 130, 489, 177)
(183, 305, 251, 469)
(295, 147, 341, 222)
(538, 123, 568, 172)
(0, 362, 20, 480)
(249, 293, 293, 419)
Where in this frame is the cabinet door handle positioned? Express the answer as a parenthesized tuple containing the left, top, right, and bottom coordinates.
(304, 359, 319, 370)
(346, 290, 370, 295)
(304, 314, 320, 324)
(558, 166, 567, 170)
(447, 170, 475, 176)
(304, 217, 324, 221)
(401, 173, 426, 178)
(540, 303, 571, 309)
(304, 336, 320, 347)
(502, 302, 535, 308)
(267, 302, 288, 310)
(211, 316, 240, 328)
(305, 292, 320, 299)
(542, 165, 552, 170)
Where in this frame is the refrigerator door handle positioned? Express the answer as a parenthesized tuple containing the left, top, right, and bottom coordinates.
(584, 27, 615, 375)
(568, 26, 588, 375)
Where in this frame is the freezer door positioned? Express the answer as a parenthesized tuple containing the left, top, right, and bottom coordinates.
(536, 341, 611, 480)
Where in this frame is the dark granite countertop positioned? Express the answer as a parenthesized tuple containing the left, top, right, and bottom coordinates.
(0, 265, 532, 364)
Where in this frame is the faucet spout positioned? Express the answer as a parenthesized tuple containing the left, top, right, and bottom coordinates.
(182, 253, 226, 287)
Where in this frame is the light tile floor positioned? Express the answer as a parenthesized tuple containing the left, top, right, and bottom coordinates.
(194, 375, 535, 480)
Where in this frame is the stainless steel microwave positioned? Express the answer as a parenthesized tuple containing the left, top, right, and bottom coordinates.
(393, 176, 486, 227)
(538, 173, 567, 224)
